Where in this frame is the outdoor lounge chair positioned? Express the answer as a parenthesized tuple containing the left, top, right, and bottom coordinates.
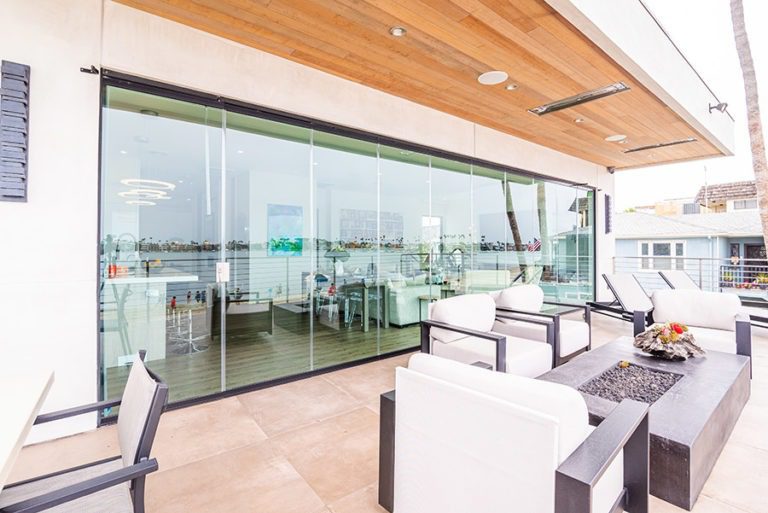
(489, 284, 591, 368)
(378, 353, 650, 513)
(638, 289, 752, 364)
(421, 293, 553, 378)
(0, 352, 168, 513)
(588, 273, 654, 334)
(658, 270, 768, 328)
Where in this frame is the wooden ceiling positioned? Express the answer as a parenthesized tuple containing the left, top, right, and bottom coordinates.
(115, 0, 724, 169)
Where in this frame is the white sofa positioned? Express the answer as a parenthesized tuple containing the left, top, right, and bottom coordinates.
(646, 289, 752, 358)
(424, 293, 552, 378)
(379, 353, 649, 513)
(490, 284, 591, 367)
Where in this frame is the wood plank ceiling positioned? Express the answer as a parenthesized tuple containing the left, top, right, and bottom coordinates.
(115, 0, 724, 169)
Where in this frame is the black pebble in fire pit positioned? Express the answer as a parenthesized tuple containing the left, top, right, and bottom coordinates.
(578, 363, 683, 404)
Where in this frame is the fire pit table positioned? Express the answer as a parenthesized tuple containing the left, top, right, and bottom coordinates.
(538, 336, 750, 510)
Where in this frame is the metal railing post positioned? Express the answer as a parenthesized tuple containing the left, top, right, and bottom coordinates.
(698, 259, 703, 289)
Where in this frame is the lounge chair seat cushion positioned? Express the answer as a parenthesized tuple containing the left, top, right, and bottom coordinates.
(493, 318, 589, 357)
(0, 458, 132, 513)
(431, 334, 552, 378)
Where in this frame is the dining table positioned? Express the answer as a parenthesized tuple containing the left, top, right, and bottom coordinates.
(0, 368, 54, 492)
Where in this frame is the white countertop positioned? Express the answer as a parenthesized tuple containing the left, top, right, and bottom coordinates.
(104, 274, 199, 285)
(0, 369, 54, 491)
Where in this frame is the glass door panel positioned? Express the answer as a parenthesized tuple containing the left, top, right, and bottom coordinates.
(99, 87, 223, 408)
(223, 113, 312, 389)
(312, 132, 379, 367)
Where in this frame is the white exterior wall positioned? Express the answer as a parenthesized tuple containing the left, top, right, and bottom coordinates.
(1, 0, 614, 441)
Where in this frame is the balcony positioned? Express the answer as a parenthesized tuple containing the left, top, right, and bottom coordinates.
(6, 312, 766, 513)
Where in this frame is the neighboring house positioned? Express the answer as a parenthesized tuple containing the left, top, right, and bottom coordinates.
(615, 210, 764, 265)
(695, 180, 758, 213)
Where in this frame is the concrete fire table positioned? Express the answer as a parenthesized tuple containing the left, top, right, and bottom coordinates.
(539, 336, 750, 510)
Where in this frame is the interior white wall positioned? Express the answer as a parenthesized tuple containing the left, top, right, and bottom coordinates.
(2, 0, 616, 442)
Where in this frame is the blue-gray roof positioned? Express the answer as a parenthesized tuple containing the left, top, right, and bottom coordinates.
(615, 211, 762, 239)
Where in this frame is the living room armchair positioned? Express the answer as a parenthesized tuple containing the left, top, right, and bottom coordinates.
(378, 353, 650, 513)
(421, 293, 553, 378)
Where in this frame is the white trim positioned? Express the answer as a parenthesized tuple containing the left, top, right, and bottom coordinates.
(635, 239, 686, 271)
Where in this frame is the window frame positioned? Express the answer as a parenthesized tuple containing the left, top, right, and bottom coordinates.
(636, 239, 686, 271)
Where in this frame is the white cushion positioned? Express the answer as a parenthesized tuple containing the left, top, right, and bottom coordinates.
(431, 333, 552, 378)
(651, 289, 741, 331)
(428, 294, 496, 343)
(493, 318, 589, 357)
(686, 326, 737, 354)
(494, 284, 545, 313)
(408, 353, 587, 460)
(604, 273, 653, 312)
(118, 357, 159, 467)
(588, 425, 625, 513)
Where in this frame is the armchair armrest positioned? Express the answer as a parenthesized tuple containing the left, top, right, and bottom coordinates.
(735, 314, 752, 375)
(556, 399, 649, 513)
(495, 310, 559, 368)
(0, 459, 159, 513)
(544, 300, 592, 330)
(34, 398, 122, 425)
(420, 320, 507, 372)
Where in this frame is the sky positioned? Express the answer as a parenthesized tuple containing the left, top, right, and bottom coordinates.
(614, 0, 768, 210)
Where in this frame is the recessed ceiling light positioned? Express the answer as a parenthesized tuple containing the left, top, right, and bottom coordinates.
(120, 178, 176, 190)
(126, 200, 156, 206)
(389, 26, 407, 37)
(505, 84, 518, 91)
(605, 134, 627, 142)
(574, 118, 585, 124)
(478, 71, 509, 86)
(619, 139, 628, 144)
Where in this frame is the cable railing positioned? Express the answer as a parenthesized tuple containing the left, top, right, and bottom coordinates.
(614, 256, 768, 299)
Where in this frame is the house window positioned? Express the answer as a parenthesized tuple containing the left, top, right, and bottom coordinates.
(638, 240, 685, 270)
(682, 203, 700, 215)
(733, 199, 758, 210)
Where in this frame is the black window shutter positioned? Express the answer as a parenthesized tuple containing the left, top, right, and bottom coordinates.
(1, 61, 30, 202)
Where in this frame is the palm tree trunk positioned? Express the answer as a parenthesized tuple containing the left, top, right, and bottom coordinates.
(536, 182, 551, 280)
(503, 181, 527, 272)
(731, 0, 768, 249)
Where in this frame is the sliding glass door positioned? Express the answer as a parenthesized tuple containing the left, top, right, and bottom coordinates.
(99, 82, 596, 411)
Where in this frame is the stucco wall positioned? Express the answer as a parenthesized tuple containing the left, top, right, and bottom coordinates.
(2, 0, 615, 441)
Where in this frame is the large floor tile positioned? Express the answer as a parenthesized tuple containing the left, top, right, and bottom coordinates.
(271, 407, 379, 504)
(700, 441, 768, 513)
(9, 424, 119, 483)
(328, 483, 387, 513)
(651, 494, 750, 512)
(152, 396, 268, 471)
(321, 356, 404, 402)
(237, 376, 360, 436)
(146, 442, 324, 513)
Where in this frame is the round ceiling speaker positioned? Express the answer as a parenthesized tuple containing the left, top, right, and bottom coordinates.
(478, 71, 509, 86)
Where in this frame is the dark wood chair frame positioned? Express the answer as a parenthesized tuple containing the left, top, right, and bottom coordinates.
(378, 390, 650, 513)
(0, 351, 168, 513)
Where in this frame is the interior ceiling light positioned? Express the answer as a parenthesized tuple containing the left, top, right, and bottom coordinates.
(605, 134, 627, 142)
(126, 200, 156, 206)
(574, 118, 585, 124)
(478, 71, 509, 86)
(389, 26, 407, 37)
(624, 137, 697, 154)
(505, 84, 518, 91)
(528, 82, 630, 115)
(139, 109, 159, 116)
(118, 189, 170, 200)
(120, 178, 176, 190)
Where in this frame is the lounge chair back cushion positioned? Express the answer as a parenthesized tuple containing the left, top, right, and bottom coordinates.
(603, 274, 652, 312)
(428, 294, 496, 343)
(660, 270, 699, 290)
(493, 284, 544, 313)
(651, 289, 741, 331)
(407, 353, 588, 460)
(118, 356, 160, 467)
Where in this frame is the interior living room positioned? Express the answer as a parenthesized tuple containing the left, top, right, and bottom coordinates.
(2, 1, 761, 512)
